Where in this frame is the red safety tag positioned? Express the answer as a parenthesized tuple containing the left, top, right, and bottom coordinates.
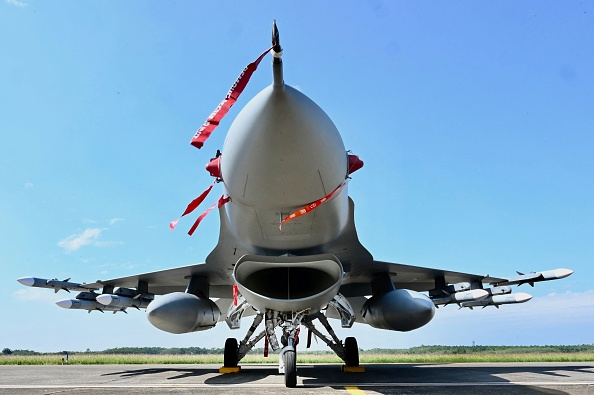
(264, 335, 269, 357)
(279, 181, 347, 232)
(170, 182, 215, 231)
(232, 284, 239, 307)
(190, 47, 273, 149)
(188, 195, 230, 236)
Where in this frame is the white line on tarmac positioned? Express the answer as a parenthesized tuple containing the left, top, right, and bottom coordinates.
(0, 382, 593, 389)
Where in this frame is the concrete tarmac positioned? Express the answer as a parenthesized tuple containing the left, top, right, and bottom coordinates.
(0, 362, 593, 394)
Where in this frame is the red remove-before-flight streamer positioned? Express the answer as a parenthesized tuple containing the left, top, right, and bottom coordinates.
(190, 46, 273, 149)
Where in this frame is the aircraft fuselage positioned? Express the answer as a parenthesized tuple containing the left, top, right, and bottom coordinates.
(220, 65, 350, 252)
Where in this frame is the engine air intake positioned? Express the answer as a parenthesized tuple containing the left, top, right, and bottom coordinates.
(233, 254, 343, 313)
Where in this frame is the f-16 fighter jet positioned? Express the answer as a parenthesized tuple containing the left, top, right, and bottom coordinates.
(18, 22, 572, 387)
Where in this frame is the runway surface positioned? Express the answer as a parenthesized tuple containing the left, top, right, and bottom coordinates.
(1, 362, 593, 394)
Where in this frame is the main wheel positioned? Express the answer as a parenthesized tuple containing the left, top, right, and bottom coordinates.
(344, 337, 359, 367)
(283, 350, 297, 388)
(223, 337, 238, 367)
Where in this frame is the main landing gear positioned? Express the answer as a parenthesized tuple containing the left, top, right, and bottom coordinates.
(221, 299, 362, 387)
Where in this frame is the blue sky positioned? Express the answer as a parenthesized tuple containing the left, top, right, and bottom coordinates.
(2, 1, 593, 352)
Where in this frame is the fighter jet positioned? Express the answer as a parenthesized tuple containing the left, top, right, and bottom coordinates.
(18, 22, 572, 387)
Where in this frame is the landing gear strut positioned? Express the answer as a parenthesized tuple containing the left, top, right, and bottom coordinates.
(221, 295, 360, 387)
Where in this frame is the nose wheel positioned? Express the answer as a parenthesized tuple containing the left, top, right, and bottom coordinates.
(282, 349, 297, 387)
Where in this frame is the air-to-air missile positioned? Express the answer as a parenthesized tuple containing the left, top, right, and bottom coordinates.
(459, 292, 533, 309)
(494, 268, 573, 287)
(55, 291, 124, 313)
(432, 289, 489, 306)
(17, 277, 98, 293)
(485, 286, 512, 295)
(96, 294, 152, 310)
(55, 298, 123, 313)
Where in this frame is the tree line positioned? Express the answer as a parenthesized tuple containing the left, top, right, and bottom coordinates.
(367, 345, 594, 354)
(3, 345, 594, 356)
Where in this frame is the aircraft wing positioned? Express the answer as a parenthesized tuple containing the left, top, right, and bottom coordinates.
(324, 199, 505, 295)
(85, 263, 233, 298)
(342, 260, 505, 295)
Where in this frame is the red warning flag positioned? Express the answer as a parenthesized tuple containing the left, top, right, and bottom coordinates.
(279, 181, 348, 232)
(190, 47, 272, 149)
(187, 195, 230, 236)
(232, 284, 239, 307)
(170, 182, 215, 231)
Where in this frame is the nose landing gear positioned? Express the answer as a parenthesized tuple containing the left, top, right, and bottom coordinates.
(219, 309, 363, 387)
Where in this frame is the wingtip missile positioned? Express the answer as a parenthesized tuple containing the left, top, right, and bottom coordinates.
(17, 276, 99, 292)
(494, 268, 574, 287)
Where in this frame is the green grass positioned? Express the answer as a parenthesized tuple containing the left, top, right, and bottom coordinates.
(2, 352, 594, 365)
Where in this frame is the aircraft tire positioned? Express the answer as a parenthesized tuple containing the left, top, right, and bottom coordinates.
(223, 337, 238, 367)
(283, 349, 297, 387)
(344, 337, 359, 366)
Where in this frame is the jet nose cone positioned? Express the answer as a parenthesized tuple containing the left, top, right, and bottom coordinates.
(17, 277, 35, 287)
(221, 84, 348, 208)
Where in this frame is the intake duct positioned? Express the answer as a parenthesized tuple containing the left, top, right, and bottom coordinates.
(233, 254, 343, 313)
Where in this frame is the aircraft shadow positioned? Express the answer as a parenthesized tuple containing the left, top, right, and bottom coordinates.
(101, 366, 218, 380)
(204, 365, 277, 385)
(100, 363, 594, 394)
(299, 363, 594, 395)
